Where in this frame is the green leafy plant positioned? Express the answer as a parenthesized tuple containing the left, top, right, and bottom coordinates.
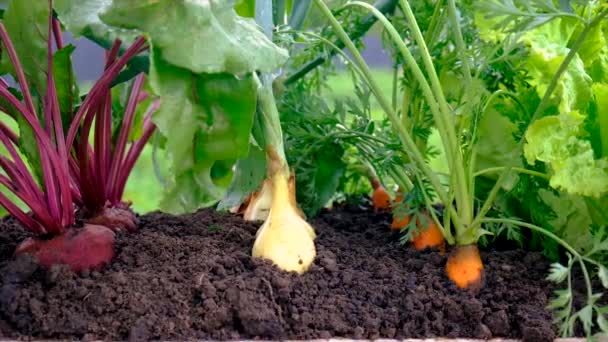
(473, 0, 608, 337)
(0, 0, 155, 272)
(312, 0, 607, 336)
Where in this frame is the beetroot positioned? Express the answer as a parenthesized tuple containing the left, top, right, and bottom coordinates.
(86, 206, 138, 233)
(15, 224, 115, 272)
(0, 3, 152, 274)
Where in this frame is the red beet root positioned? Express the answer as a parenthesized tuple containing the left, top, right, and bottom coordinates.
(86, 206, 138, 232)
(15, 224, 116, 272)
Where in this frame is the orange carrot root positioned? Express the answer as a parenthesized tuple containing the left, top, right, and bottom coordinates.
(394, 187, 405, 203)
(391, 211, 445, 251)
(370, 179, 391, 212)
(410, 220, 445, 251)
(390, 214, 411, 231)
(446, 244, 484, 289)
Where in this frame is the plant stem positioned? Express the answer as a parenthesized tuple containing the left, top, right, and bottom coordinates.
(446, 0, 472, 86)
(255, 73, 287, 164)
(474, 166, 549, 179)
(273, 0, 287, 26)
(288, 0, 312, 29)
(257, 0, 274, 38)
(47, 4, 73, 226)
(66, 37, 147, 150)
(314, 0, 465, 233)
(284, 0, 399, 86)
(482, 218, 578, 259)
(423, 0, 445, 43)
(468, 168, 511, 240)
(398, 0, 472, 227)
(107, 73, 145, 201)
(400, 83, 411, 129)
(391, 64, 398, 111)
(116, 112, 158, 201)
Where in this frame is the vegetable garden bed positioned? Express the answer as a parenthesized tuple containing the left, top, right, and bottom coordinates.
(0, 204, 583, 341)
(0, 0, 607, 341)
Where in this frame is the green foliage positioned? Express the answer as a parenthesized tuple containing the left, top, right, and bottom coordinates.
(100, 0, 288, 74)
(52, 45, 79, 129)
(216, 142, 266, 212)
(54, 0, 139, 45)
(524, 112, 608, 198)
(2, 0, 50, 183)
(235, 0, 256, 18)
(277, 80, 348, 215)
(56, 0, 291, 213)
(476, 0, 582, 33)
(149, 51, 258, 213)
(3, 0, 49, 97)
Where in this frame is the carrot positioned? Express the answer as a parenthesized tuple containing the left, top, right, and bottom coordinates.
(446, 244, 484, 289)
(390, 213, 411, 231)
(370, 178, 391, 212)
(410, 218, 445, 251)
(390, 187, 410, 230)
(394, 186, 405, 203)
(391, 210, 445, 251)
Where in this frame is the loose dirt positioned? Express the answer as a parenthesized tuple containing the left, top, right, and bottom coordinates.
(0, 205, 558, 341)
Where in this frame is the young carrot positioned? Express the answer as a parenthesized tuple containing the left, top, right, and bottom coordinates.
(390, 186, 410, 230)
(392, 210, 445, 251)
(394, 186, 405, 203)
(390, 213, 411, 231)
(446, 244, 484, 289)
(370, 178, 391, 212)
(410, 217, 445, 251)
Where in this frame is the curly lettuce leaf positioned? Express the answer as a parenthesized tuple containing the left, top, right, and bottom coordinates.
(100, 0, 288, 74)
(149, 49, 257, 213)
(524, 111, 608, 197)
(521, 18, 592, 113)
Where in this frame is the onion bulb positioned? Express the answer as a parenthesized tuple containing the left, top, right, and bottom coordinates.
(252, 152, 316, 274)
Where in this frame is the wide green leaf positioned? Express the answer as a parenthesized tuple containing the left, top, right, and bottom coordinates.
(16, 114, 44, 183)
(100, 0, 288, 74)
(52, 44, 79, 129)
(234, 0, 255, 18)
(475, 99, 522, 190)
(216, 141, 267, 212)
(149, 49, 257, 213)
(309, 147, 346, 215)
(539, 189, 595, 254)
(54, 0, 138, 46)
(3, 0, 49, 97)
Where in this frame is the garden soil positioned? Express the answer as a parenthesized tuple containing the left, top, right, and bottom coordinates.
(0, 205, 561, 341)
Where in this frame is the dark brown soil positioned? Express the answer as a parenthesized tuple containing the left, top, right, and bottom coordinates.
(0, 205, 560, 341)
